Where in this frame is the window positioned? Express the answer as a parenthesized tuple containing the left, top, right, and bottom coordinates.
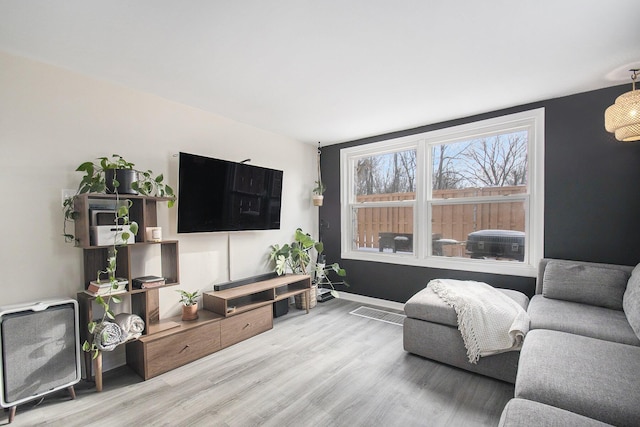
(340, 108, 544, 277)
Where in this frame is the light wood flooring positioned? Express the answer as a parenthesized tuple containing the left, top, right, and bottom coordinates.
(4, 299, 514, 426)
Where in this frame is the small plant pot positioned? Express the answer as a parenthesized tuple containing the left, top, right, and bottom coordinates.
(312, 195, 324, 206)
(182, 303, 199, 321)
(105, 169, 139, 195)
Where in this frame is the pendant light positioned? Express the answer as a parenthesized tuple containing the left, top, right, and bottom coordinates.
(605, 69, 640, 141)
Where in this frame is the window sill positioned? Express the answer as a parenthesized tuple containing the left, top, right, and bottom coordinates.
(341, 250, 538, 278)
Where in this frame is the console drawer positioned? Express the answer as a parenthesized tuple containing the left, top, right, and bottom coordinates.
(221, 305, 273, 348)
(138, 321, 221, 379)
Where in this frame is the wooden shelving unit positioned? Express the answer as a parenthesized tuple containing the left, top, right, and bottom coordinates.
(203, 274, 311, 316)
(73, 193, 180, 389)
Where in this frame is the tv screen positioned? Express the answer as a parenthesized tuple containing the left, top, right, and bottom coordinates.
(177, 152, 283, 233)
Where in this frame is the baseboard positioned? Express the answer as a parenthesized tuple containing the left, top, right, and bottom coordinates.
(338, 292, 405, 312)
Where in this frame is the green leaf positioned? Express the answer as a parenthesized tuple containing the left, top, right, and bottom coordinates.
(92, 348, 100, 359)
(112, 295, 122, 303)
(275, 255, 287, 275)
(121, 232, 130, 241)
(330, 290, 340, 299)
(155, 174, 164, 183)
(165, 185, 174, 196)
(82, 341, 91, 351)
(129, 222, 138, 235)
(88, 322, 97, 334)
(167, 199, 175, 208)
(117, 205, 129, 217)
(106, 310, 115, 320)
(76, 162, 95, 173)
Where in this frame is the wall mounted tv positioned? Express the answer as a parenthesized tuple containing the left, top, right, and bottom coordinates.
(177, 152, 283, 233)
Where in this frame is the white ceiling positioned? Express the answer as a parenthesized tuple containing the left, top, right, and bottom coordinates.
(1, 1, 639, 145)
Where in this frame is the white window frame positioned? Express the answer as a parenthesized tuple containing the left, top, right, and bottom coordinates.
(340, 108, 544, 277)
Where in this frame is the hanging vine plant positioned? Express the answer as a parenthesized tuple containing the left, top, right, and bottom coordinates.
(313, 142, 325, 206)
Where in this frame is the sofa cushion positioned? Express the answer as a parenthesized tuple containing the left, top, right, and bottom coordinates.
(404, 286, 528, 327)
(542, 260, 629, 310)
(528, 295, 640, 345)
(499, 398, 613, 427)
(623, 263, 640, 340)
(515, 329, 640, 427)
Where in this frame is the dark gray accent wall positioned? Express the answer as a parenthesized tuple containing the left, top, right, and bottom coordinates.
(319, 84, 640, 302)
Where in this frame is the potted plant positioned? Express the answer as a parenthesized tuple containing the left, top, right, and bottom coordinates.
(312, 143, 325, 206)
(312, 180, 325, 206)
(177, 289, 200, 321)
(269, 228, 347, 308)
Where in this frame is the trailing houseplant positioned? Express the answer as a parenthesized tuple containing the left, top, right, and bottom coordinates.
(313, 143, 325, 206)
(81, 190, 137, 359)
(269, 228, 347, 301)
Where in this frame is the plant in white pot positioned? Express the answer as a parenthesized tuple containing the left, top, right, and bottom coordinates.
(312, 180, 325, 206)
(177, 289, 200, 321)
(312, 143, 325, 206)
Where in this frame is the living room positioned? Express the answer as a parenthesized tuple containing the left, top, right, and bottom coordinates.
(1, 1, 640, 426)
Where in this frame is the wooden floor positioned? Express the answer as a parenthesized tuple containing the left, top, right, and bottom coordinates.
(4, 299, 513, 426)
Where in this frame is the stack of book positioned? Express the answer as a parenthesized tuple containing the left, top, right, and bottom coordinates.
(132, 275, 166, 289)
(85, 278, 128, 296)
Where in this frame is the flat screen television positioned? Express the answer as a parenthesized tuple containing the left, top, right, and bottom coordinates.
(177, 152, 283, 233)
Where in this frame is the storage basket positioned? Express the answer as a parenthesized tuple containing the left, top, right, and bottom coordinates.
(295, 284, 317, 309)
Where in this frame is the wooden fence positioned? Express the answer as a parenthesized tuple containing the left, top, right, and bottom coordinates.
(355, 187, 525, 253)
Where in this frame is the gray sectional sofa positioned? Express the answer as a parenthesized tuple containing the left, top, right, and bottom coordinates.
(499, 258, 640, 426)
(403, 258, 640, 426)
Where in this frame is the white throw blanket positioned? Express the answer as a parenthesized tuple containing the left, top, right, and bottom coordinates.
(114, 313, 145, 342)
(93, 321, 123, 351)
(428, 279, 530, 364)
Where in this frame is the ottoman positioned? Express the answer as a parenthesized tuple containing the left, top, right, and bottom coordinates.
(403, 285, 529, 383)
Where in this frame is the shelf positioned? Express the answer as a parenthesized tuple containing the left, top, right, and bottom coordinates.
(81, 241, 180, 291)
(73, 193, 173, 249)
(203, 274, 311, 317)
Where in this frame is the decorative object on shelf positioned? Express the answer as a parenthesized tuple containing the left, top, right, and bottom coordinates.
(312, 142, 325, 206)
(145, 226, 162, 242)
(92, 321, 123, 351)
(605, 68, 640, 142)
(114, 313, 145, 342)
(177, 289, 200, 321)
(133, 275, 166, 289)
(269, 228, 347, 309)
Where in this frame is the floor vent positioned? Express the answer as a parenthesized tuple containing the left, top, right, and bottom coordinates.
(349, 306, 406, 326)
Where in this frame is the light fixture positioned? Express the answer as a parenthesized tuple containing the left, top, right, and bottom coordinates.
(605, 69, 640, 141)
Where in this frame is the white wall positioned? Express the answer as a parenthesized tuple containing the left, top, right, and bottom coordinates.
(0, 51, 318, 366)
